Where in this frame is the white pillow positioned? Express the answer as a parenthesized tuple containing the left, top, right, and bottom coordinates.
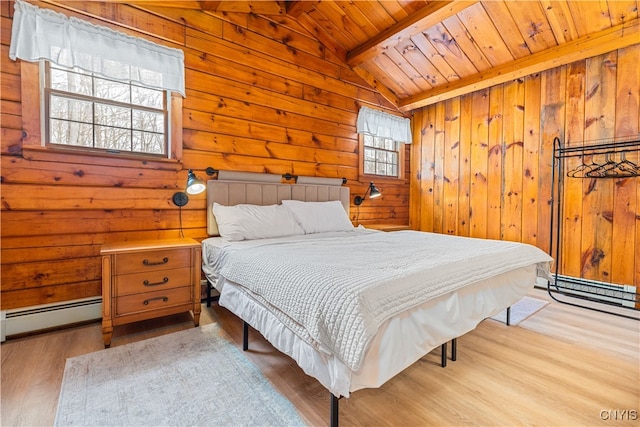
(212, 203, 304, 241)
(281, 200, 354, 234)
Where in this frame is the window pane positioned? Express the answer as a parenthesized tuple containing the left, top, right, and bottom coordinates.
(364, 160, 376, 174)
(94, 78, 130, 103)
(132, 86, 163, 109)
(133, 131, 165, 154)
(50, 68, 92, 96)
(95, 125, 131, 151)
(50, 96, 93, 123)
(133, 109, 164, 133)
(95, 103, 130, 128)
(364, 147, 376, 160)
(50, 119, 93, 147)
(376, 163, 387, 175)
(363, 134, 374, 147)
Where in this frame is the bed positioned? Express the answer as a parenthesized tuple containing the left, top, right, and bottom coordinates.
(201, 179, 553, 426)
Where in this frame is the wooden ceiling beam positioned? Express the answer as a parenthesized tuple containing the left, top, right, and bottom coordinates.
(398, 18, 640, 112)
(346, 1, 475, 67)
(198, 1, 221, 11)
(286, 0, 318, 18)
(351, 67, 403, 113)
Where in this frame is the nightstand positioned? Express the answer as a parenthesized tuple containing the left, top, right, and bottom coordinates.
(100, 238, 202, 347)
(365, 224, 411, 232)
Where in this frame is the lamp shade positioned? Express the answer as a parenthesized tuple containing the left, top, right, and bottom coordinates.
(185, 169, 205, 195)
(354, 181, 381, 206)
(368, 182, 381, 198)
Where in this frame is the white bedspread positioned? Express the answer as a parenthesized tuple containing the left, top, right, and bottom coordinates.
(217, 230, 553, 371)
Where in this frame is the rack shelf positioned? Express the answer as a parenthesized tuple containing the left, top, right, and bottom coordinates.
(549, 135, 640, 320)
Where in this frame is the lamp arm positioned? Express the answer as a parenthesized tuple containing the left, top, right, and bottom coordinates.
(353, 185, 371, 206)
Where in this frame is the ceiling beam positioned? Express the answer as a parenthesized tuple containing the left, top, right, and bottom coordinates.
(286, 0, 318, 18)
(398, 18, 640, 112)
(346, 1, 474, 68)
(351, 67, 402, 113)
(198, 1, 221, 11)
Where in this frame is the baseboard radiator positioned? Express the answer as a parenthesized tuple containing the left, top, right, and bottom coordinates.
(1, 297, 102, 342)
(552, 274, 638, 308)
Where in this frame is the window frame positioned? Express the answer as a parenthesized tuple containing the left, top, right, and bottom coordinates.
(20, 61, 183, 166)
(42, 61, 170, 158)
(358, 133, 406, 183)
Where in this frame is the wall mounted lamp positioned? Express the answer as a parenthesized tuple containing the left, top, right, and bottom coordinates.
(354, 182, 381, 206)
(172, 169, 206, 207)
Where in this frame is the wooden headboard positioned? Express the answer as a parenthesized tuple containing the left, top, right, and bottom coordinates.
(206, 180, 351, 236)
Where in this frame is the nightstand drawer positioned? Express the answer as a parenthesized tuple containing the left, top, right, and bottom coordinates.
(114, 267, 192, 296)
(115, 248, 191, 275)
(115, 286, 192, 317)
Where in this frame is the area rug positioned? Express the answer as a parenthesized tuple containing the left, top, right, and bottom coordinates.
(490, 296, 549, 325)
(55, 323, 306, 426)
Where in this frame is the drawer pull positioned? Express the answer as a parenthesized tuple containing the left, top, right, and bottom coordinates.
(143, 257, 169, 266)
(143, 296, 169, 305)
(143, 277, 169, 287)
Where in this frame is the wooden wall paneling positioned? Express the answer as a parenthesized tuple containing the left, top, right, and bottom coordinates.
(562, 61, 585, 278)
(469, 89, 489, 238)
(432, 102, 446, 234)
(612, 45, 639, 287)
(409, 110, 423, 230)
(443, 97, 460, 235)
(182, 25, 389, 108)
(2, 282, 103, 311)
(418, 106, 437, 231)
(37, 1, 187, 46)
(581, 52, 617, 282)
(501, 79, 525, 242)
(486, 85, 504, 240)
(458, 94, 472, 237)
(522, 73, 542, 246)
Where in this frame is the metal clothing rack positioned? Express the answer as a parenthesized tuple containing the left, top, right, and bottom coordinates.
(550, 135, 640, 320)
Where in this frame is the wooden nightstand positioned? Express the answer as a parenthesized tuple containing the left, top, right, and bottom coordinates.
(365, 224, 411, 232)
(100, 238, 202, 347)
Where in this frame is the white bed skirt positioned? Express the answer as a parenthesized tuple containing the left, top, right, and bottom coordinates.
(217, 264, 537, 398)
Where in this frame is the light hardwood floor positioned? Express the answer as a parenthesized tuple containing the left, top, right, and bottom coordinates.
(2, 289, 639, 426)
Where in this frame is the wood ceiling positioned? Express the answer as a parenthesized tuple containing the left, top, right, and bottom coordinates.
(122, 1, 640, 113)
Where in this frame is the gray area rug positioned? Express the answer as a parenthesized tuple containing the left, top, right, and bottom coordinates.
(490, 296, 549, 325)
(55, 323, 306, 426)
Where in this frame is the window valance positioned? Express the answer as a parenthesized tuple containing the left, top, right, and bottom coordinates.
(356, 106, 412, 144)
(9, 0, 185, 96)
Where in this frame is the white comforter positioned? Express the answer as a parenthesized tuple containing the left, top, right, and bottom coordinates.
(212, 230, 553, 371)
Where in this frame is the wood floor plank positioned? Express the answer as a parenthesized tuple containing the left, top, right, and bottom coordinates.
(1, 289, 638, 426)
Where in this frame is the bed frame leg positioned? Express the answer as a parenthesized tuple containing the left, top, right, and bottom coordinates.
(506, 306, 511, 326)
(242, 321, 249, 351)
(452, 338, 457, 361)
(330, 394, 339, 427)
(440, 342, 447, 367)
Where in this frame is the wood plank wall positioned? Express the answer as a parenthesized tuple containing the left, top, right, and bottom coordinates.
(410, 45, 640, 288)
(0, 0, 408, 310)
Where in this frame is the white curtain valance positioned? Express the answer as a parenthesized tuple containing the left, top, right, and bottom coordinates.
(9, 0, 185, 96)
(356, 106, 412, 144)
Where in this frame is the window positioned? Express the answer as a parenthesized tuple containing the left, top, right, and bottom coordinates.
(45, 62, 168, 156)
(357, 106, 411, 180)
(363, 134, 400, 177)
(9, 0, 185, 160)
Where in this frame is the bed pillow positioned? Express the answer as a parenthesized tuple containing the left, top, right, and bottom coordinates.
(212, 202, 304, 241)
(281, 200, 354, 234)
